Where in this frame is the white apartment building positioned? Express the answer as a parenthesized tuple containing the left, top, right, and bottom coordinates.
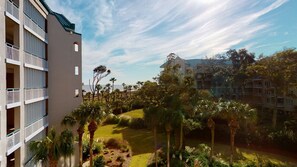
(0, 0, 82, 166)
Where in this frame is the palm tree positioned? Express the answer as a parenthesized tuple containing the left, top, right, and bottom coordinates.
(60, 129, 74, 167)
(144, 107, 161, 167)
(95, 84, 102, 102)
(161, 108, 182, 167)
(110, 77, 117, 92)
(29, 128, 60, 167)
(219, 100, 256, 165)
(61, 103, 90, 167)
(87, 101, 105, 167)
(195, 99, 218, 160)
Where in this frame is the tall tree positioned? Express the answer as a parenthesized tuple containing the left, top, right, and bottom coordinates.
(61, 102, 90, 167)
(218, 100, 256, 165)
(95, 84, 102, 102)
(59, 129, 75, 166)
(110, 77, 117, 92)
(87, 101, 105, 167)
(158, 64, 184, 167)
(246, 49, 297, 128)
(195, 99, 218, 160)
(139, 81, 163, 167)
(89, 65, 111, 101)
(29, 128, 60, 167)
(209, 48, 255, 99)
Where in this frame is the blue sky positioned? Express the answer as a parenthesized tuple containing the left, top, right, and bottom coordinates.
(45, 0, 297, 85)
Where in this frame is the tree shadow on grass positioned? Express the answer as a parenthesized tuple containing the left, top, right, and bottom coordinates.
(112, 126, 165, 156)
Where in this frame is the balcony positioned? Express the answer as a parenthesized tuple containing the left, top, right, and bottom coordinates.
(6, 43, 20, 65)
(7, 129, 21, 155)
(25, 115, 48, 142)
(6, 88, 21, 109)
(24, 14, 48, 42)
(5, 0, 19, 23)
(25, 88, 48, 104)
(24, 52, 48, 71)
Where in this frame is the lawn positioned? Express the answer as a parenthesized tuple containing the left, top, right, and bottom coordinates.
(94, 125, 164, 167)
(120, 109, 144, 118)
(92, 109, 297, 167)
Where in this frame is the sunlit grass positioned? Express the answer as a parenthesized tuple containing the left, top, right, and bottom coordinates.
(90, 109, 297, 166)
(120, 109, 144, 118)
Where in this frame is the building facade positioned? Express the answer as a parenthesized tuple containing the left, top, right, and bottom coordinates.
(0, 0, 82, 166)
(161, 54, 297, 118)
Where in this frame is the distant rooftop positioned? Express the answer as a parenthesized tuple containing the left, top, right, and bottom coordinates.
(39, 0, 77, 33)
(185, 59, 232, 68)
(160, 55, 231, 68)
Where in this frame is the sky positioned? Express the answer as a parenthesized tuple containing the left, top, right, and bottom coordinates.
(45, 0, 297, 85)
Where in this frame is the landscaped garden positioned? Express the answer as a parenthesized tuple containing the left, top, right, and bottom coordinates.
(81, 109, 297, 167)
(29, 49, 297, 167)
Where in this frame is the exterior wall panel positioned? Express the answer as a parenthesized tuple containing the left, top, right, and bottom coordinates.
(47, 14, 82, 130)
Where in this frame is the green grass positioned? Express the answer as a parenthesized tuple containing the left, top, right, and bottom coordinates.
(91, 109, 297, 167)
(120, 109, 144, 118)
(186, 139, 296, 166)
(93, 109, 163, 166)
(94, 125, 164, 167)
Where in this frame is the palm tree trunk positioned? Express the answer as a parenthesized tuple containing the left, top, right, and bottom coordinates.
(89, 121, 98, 167)
(229, 119, 238, 165)
(211, 126, 215, 159)
(69, 156, 72, 167)
(208, 118, 215, 160)
(97, 90, 100, 101)
(179, 122, 183, 151)
(272, 108, 277, 128)
(174, 128, 180, 149)
(154, 126, 158, 167)
(166, 130, 170, 167)
(77, 127, 84, 167)
(90, 131, 94, 167)
(64, 156, 66, 167)
(49, 159, 58, 167)
(230, 129, 235, 165)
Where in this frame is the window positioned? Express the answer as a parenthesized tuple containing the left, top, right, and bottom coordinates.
(75, 89, 79, 97)
(75, 66, 79, 75)
(74, 42, 79, 52)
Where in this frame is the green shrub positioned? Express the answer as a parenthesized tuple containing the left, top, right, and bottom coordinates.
(93, 141, 103, 154)
(82, 139, 103, 160)
(103, 114, 120, 125)
(129, 118, 146, 129)
(93, 155, 105, 167)
(82, 139, 90, 160)
(105, 138, 122, 149)
(104, 138, 130, 151)
(117, 115, 131, 126)
(210, 159, 229, 167)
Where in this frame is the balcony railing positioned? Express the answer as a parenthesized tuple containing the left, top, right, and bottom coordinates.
(25, 88, 48, 101)
(6, 43, 20, 62)
(5, 0, 19, 20)
(7, 129, 21, 154)
(24, 14, 48, 41)
(24, 52, 48, 70)
(25, 116, 48, 140)
(7, 88, 20, 104)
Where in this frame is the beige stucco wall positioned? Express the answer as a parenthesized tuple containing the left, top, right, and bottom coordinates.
(0, 0, 7, 166)
(47, 14, 82, 131)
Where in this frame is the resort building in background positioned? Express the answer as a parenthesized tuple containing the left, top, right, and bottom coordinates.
(0, 0, 82, 166)
(161, 54, 297, 124)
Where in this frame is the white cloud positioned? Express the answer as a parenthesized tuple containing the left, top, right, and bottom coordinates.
(45, 0, 288, 84)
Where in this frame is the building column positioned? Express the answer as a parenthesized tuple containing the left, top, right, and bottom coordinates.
(18, 0, 26, 166)
(0, 0, 8, 166)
